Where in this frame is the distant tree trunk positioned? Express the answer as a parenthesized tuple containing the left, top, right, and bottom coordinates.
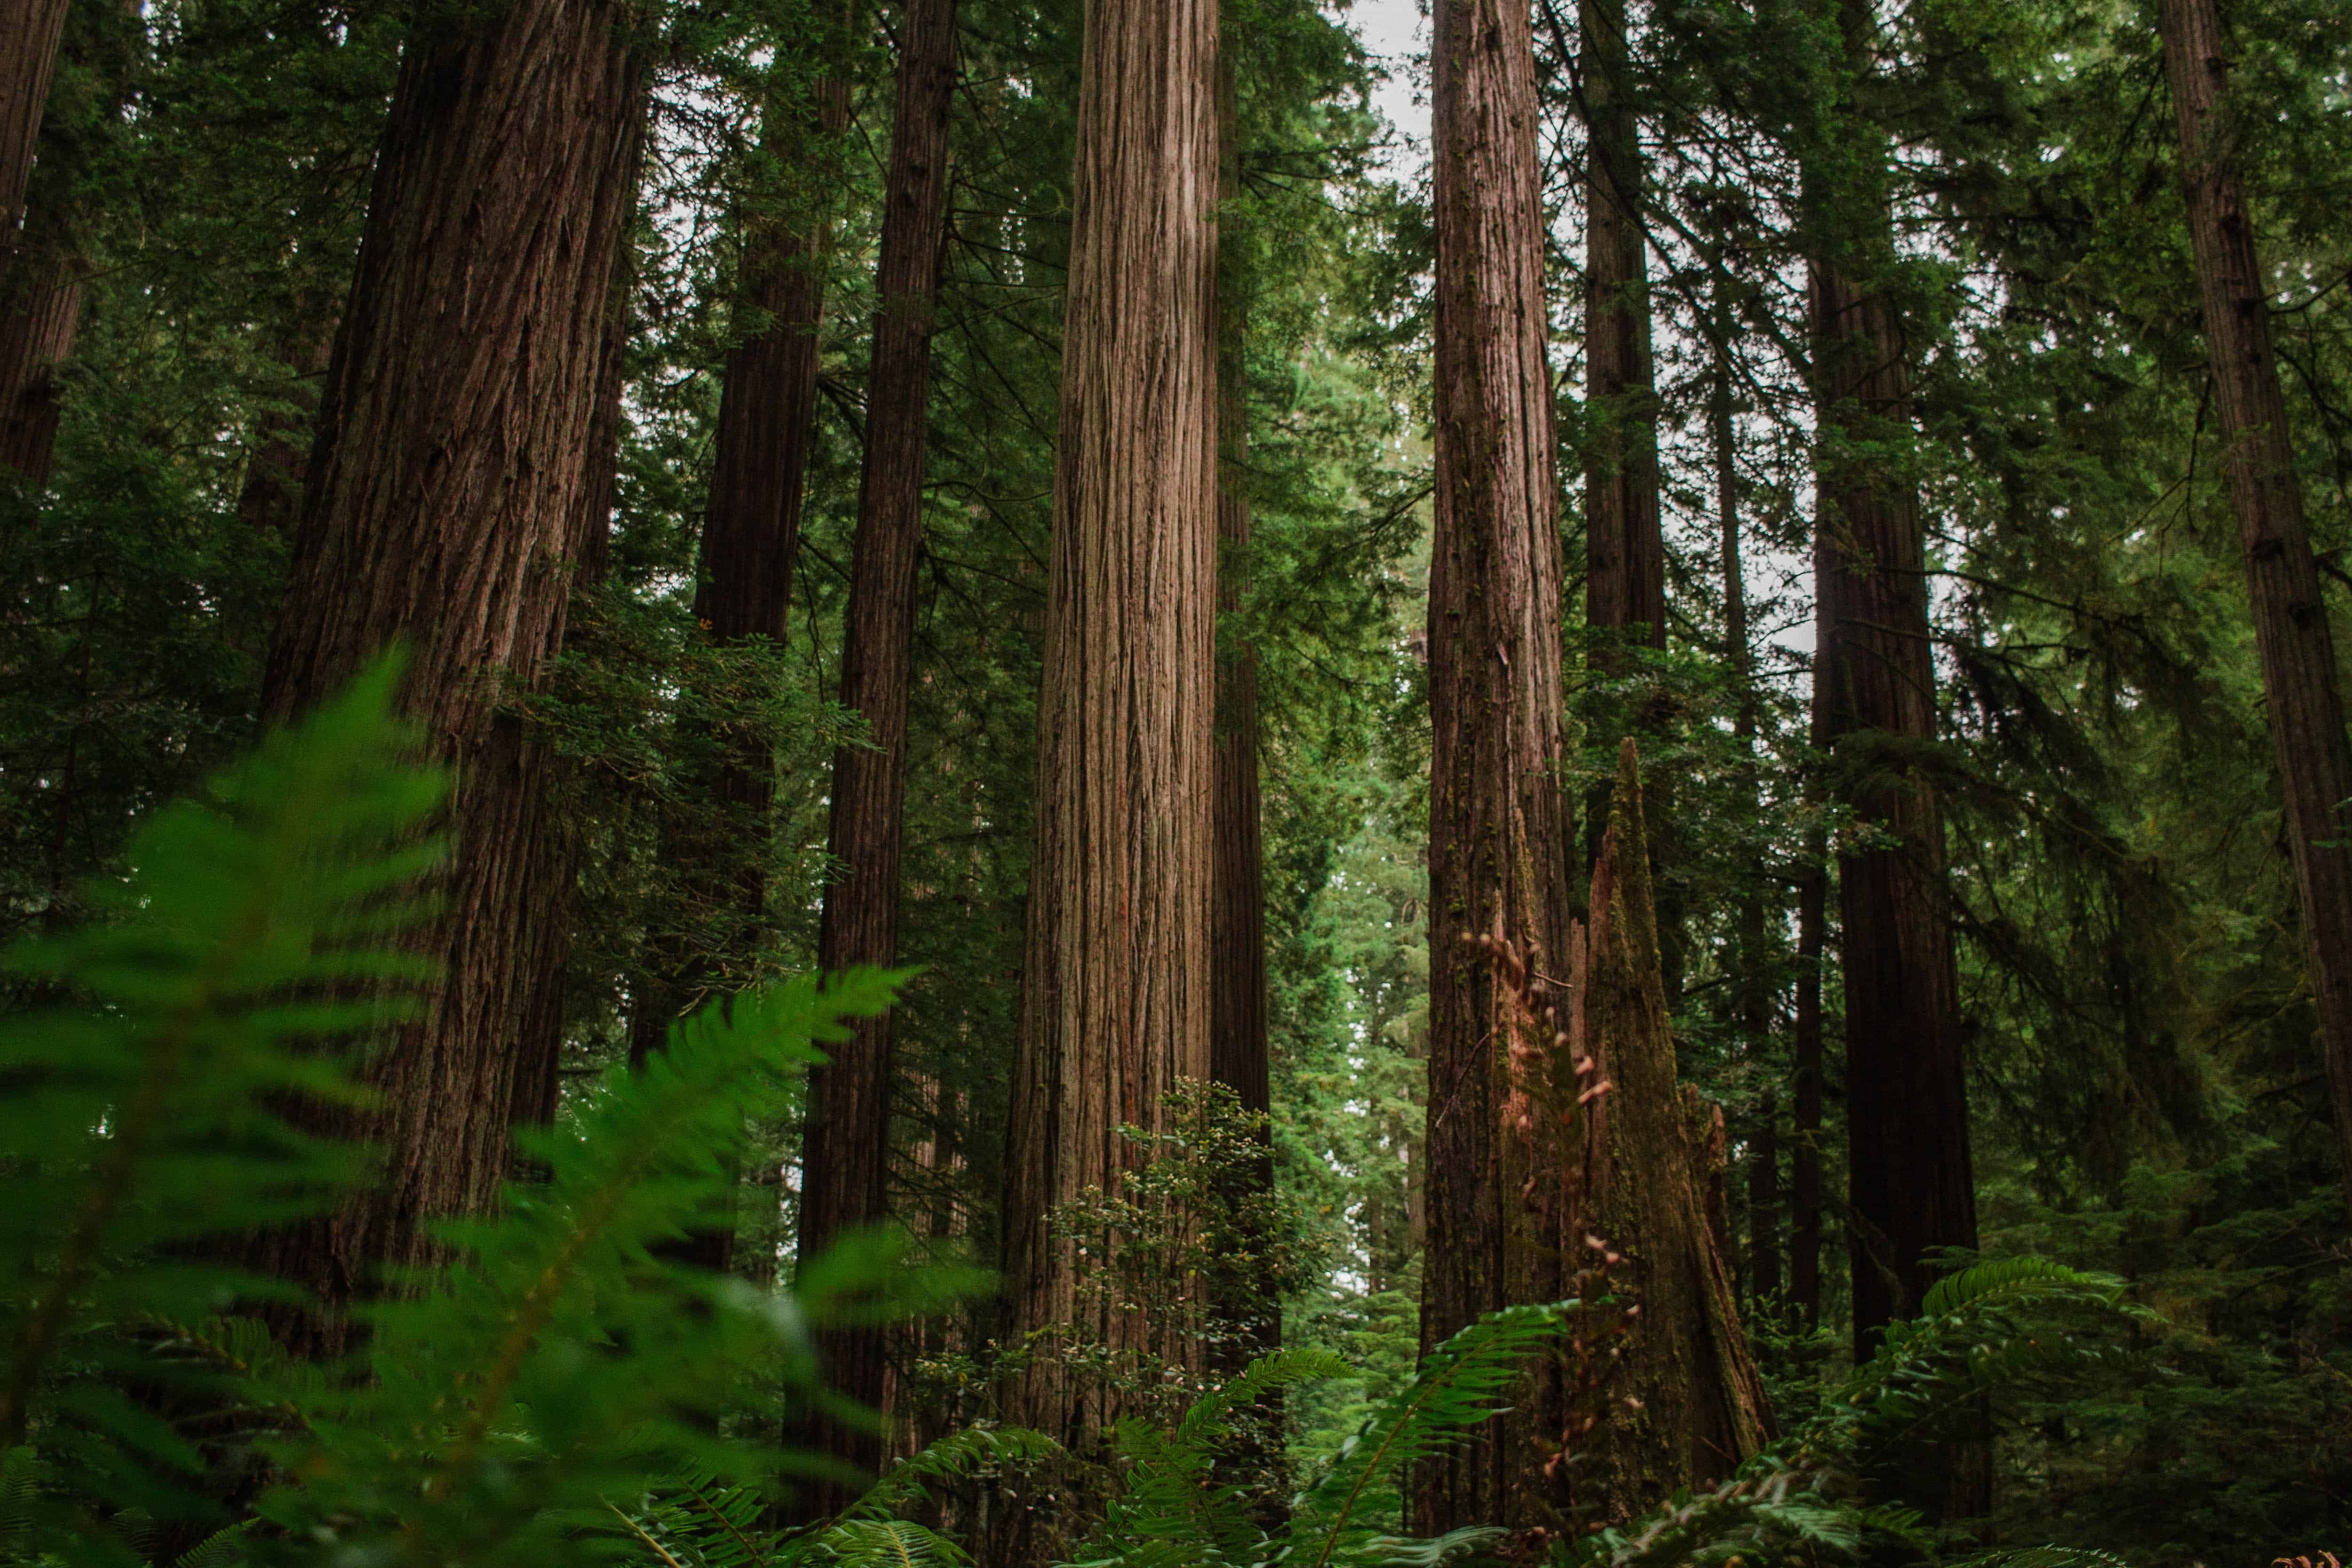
(625, 36, 855, 1281)
(1807, 0, 1975, 1349)
(1574, 0, 1682, 994)
(237, 317, 337, 536)
(1579, 0, 1662, 670)
(797, 0, 958, 1509)
(2160, 0, 2352, 1226)
(1000, 0, 1217, 1456)
(1208, 15, 1274, 1367)
(1716, 352, 1779, 1306)
(0, 0, 69, 267)
(236, 0, 647, 1358)
(1415, 0, 1577, 1536)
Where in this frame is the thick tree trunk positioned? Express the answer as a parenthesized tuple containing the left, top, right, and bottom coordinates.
(1716, 358, 1780, 1306)
(1542, 745, 1774, 1524)
(1806, 0, 1975, 1350)
(798, 0, 959, 1506)
(2160, 0, 2352, 1224)
(1000, 0, 1217, 1457)
(1208, 18, 1274, 1370)
(0, 0, 69, 267)
(237, 0, 647, 1357)
(1415, 0, 1578, 1536)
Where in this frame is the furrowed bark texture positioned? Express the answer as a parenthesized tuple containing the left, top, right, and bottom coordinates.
(800, 0, 959, 1503)
(241, 0, 646, 1355)
(1579, 0, 1662, 667)
(2160, 0, 2352, 1224)
(1416, 0, 1577, 1535)
(0, 0, 68, 268)
(1208, 24, 1273, 1364)
(1002, 0, 1218, 1452)
(1807, 0, 1974, 1355)
(1546, 745, 1773, 1523)
(0, 240, 75, 479)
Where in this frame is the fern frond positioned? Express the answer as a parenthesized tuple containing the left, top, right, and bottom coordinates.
(1285, 1301, 1578, 1568)
(255, 971, 919, 1568)
(802, 1519, 971, 1568)
(846, 1424, 1059, 1525)
(0, 655, 437, 1532)
(1951, 1549, 2135, 1568)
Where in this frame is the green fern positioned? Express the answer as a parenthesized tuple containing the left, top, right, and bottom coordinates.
(253, 970, 918, 1567)
(0, 656, 440, 1551)
(1061, 1300, 1584, 1568)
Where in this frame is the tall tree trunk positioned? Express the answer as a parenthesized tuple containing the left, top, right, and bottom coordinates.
(1541, 745, 1775, 1525)
(624, 36, 854, 1281)
(1807, 0, 1981, 1520)
(1573, 0, 1683, 995)
(1806, 0, 1975, 1348)
(0, 0, 69, 269)
(235, 0, 647, 1358)
(1415, 0, 1578, 1536)
(1579, 0, 1662, 668)
(1716, 351, 1779, 1306)
(1001, 0, 1218, 1456)
(1208, 12, 1273, 1366)
(2160, 0, 2352, 1224)
(797, 0, 959, 1508)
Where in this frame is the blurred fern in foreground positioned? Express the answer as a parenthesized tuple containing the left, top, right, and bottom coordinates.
(0, 660, 958, 1567)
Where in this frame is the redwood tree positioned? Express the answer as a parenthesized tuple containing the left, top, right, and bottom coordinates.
(236, 0, 647, 1355)
(1208, 16, 1272, 1358)
(1806, 0, 1976, 1381)
(1578, 0, 1663, 669)
(799, 0, 959, 1494)
(627, 48, 854, 1085)
(1000, 0, 1219, 1449)
(1416, 0, 1577, 1534)
(2158, 0, 2352, 1224)
(0, 0, 69, 271)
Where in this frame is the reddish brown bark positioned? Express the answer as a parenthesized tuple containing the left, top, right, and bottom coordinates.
(1579, 0, 1662, 669)
(1208, 20, 1272, 1357)
(2159, 0, 2352, 1224)
(0, 0, 69, 268)
(1001, 0, 1219, 1451)
(236, 0, 647, 1355)
(0, 242, 75, 480)
(1805, 0, 1975, 1359)
(1415, 0, 1577, 1534)
(798, 0, 959, 1502)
